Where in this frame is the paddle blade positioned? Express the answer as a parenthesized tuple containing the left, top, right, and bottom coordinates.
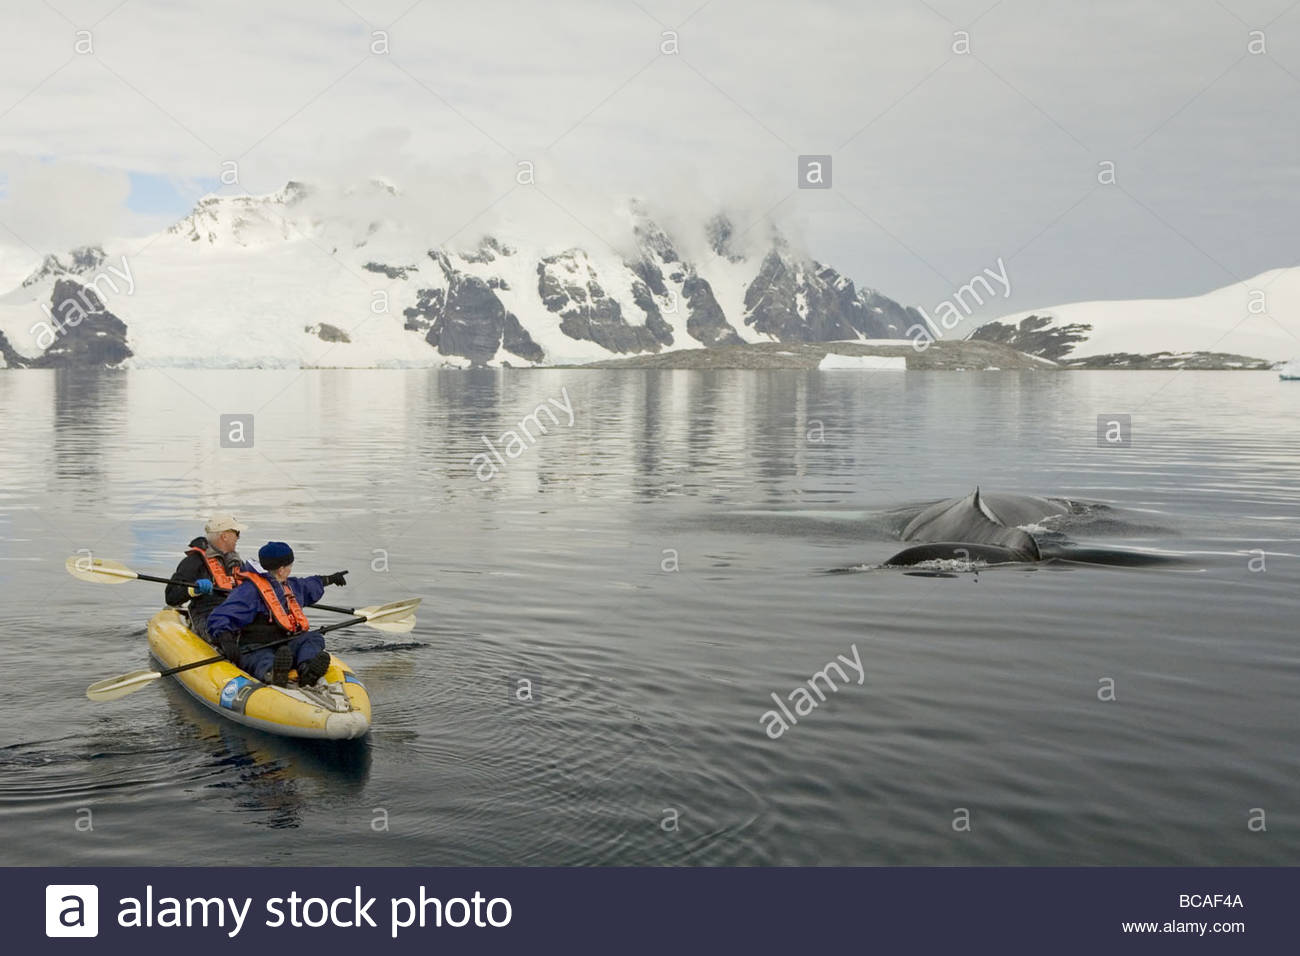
(65, 555, 139, 584)
(363, 615, 416, 634)
(356, 598, 422, 622)
(86, 669, 163, 702)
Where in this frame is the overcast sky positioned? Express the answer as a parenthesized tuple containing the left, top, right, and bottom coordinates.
(1, 0, 1298, 317)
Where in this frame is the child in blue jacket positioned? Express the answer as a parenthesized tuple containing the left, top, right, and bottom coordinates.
(207, 541, 347, 687)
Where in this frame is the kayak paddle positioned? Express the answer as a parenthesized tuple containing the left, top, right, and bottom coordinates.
(64, 555, 419, 632)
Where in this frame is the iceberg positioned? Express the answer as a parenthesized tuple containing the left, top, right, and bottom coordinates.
(817, 353, 906, 371)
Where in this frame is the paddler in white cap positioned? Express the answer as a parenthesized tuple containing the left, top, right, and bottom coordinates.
(163, 513, 250, 639)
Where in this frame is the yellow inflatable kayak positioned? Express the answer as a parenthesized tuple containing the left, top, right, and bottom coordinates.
(147, 608, 372, 739)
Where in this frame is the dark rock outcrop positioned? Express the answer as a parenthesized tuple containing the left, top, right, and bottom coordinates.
(403, 288, 445, 331)
(21, 246, 106, 287)
(424, 276, 494, 363)
(538, 251, 673, 354)
(424, 272, 543, 365)
(579, 339, 1054, 370)
(683, 276, 742, 347)
(634, 216, 680, 267)
(306, 323, 351, 343)
(0, 330, 29, 368)
(628, 255, 668, 297)
(1065, 351, 1272, 370)
(631, 214, 744, 347)
(68, 246, 107, 272)
(743, 245, 903, 341)
(363, 261, 414, 280)
(968, 314, 1092, 363)
(30, 278, 132, 368)
(280, 181, 313, 205)
(966, 316, 1272, 368)
(862, 291, 924, 338)
(972, 314, 1092, 361)
(502, 311, 544, 363)
(461, 236, 515, 264)
(706, 214, 745, 263)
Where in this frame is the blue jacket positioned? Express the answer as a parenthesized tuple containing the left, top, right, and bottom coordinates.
(207, 571, 326, 643)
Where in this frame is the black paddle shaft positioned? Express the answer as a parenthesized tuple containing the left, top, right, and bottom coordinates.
(158, 612, 369, 678)
(134, 570, 356, 616)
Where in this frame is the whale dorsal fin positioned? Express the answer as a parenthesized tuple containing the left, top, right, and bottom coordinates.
(972, 486, 1001, 525)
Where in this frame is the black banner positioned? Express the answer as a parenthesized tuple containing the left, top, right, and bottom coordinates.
(13, 867, 1293, 953)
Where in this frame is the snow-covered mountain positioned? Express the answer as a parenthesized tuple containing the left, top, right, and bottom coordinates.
(0, 246, 38, 297)
(0, 181, 919, 369)
(970, 271, 1300, 367)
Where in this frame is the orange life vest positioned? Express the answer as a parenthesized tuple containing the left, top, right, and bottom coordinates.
(188, 547, 244, 590)
(246, 573, 311, 634)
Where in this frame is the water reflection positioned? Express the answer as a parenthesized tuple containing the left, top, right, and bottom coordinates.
(53, 368, 126, 481)
(158, 679, 371, 830)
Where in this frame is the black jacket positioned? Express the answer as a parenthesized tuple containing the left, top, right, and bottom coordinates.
(165, 536, 242, 618)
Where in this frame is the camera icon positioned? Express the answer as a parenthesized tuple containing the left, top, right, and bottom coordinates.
(46, 885, 99, 937)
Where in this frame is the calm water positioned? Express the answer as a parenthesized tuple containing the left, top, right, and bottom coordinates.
(0, 368, 1296, 866)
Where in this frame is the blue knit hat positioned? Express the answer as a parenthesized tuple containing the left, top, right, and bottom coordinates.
(258, 541, 294, 570)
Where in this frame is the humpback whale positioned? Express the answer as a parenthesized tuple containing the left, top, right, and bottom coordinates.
(881, 488, 1189, 570)
(884, 488, 1069, 566)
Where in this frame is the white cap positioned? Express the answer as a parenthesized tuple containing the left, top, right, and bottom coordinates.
(204, 513, 247, 535)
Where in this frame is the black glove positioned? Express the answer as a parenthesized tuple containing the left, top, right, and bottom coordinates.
(217, 634, 240, 662)
(324, 571, 348, 587)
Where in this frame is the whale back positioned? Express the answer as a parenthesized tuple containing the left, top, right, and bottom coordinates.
(885, 541, 1037, 567)
(898, 488, 1044, 561)
(976, 492, 1069, 528)
(885, 489, 1176, 570)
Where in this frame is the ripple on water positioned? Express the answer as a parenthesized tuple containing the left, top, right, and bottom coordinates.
(2, 369, 1298, 865)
